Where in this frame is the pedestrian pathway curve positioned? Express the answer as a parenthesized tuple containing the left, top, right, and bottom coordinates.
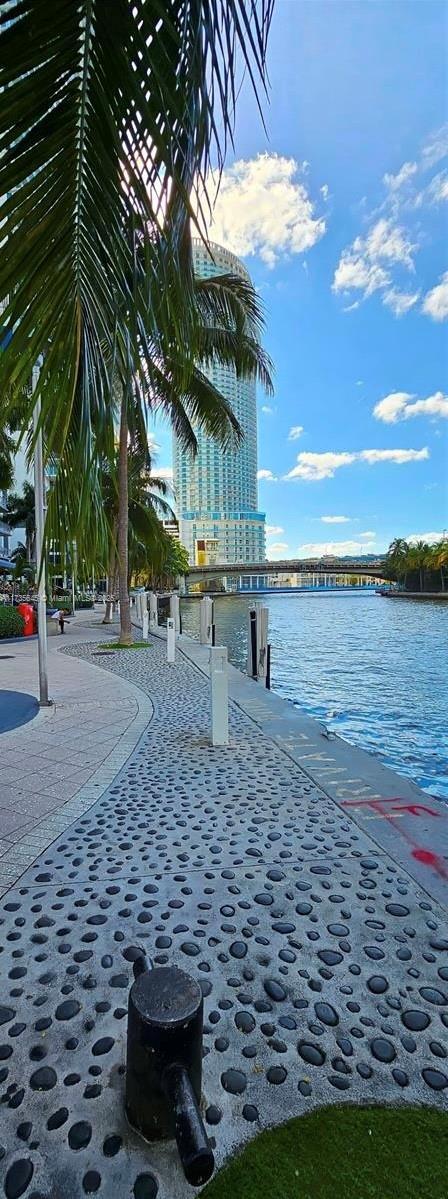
(0, 638, 447, 1199)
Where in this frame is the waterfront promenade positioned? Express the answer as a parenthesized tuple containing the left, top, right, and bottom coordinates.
(0, 610, 447, 1198)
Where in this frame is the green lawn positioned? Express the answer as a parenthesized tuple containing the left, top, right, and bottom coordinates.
(201, 1107, 448, 1199)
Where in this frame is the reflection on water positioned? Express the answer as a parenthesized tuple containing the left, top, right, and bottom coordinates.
(181, 591, 448, 800)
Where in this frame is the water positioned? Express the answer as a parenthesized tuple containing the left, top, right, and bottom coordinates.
(181, 591, 448, 800)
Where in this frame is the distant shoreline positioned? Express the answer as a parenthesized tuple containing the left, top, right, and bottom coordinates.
(378, 590, 447, 601)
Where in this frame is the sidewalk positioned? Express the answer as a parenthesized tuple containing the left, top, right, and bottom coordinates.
(0, 609, 152, 893)
(0, 629, 446, 1199)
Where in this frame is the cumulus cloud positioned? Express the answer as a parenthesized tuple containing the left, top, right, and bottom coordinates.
(297, 539, 377, 557)
(333, 218, 416, 307)
(373, 390, 448, 423)
(359, 530, 376, 538)
(261, 405, 274, 414)
(288, 425, 304, 441)
(407, 531, 446, 544)
(383, 161, 418, 191)
(285, 447, 429, 481)
(257, 468, 277, 482)
(320, 515, 350, 524)
(382, 288, 420, 316)
(206, 153, 326, 267)
(422, 271, 448, 321)
(267, 542, 289, 556)
(334, 126, 447, 315)
(360, 447, 429, 464)
(266, 525, 284, 536)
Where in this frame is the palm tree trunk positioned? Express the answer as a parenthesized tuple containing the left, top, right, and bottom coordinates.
(420, 568, 423, 592)
(117, 393, 133, 645)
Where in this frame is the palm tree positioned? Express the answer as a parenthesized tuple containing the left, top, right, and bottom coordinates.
(386, 537, 409, 587)
(1, 0, 273, 646)
(430, 538, 448, 591)
(3, 483, 36, 563)
(408, 541, 428, 592)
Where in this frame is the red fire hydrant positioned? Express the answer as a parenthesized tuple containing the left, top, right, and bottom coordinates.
(17, 602, 34, 637)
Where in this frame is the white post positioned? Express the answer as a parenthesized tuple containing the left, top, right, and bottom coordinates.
(167, 616, 175, 663)
(32, 364, 51, 706)
(210, 646, 229, 746)
(170, 592, 180, 634)
(200, 595, 214, 645)
(142, 609, 149, 641)
(149, 591, 158, 628)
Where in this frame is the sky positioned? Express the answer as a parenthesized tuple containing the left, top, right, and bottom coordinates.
(153, 0, 448, 559)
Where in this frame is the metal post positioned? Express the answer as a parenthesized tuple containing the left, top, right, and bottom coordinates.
(255, 602, 269, 684)
(200, 595, 214, 645)
(32, 366, 52, 706)
(209, 646, 229, 746)
(170, 592, 180, 635)
(167, 616, 175, 664)
(71, 541, 76, 613)
(247, 607, 257, 678)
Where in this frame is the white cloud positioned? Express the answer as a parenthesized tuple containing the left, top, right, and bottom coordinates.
(408, 531, 446, 545)
(156, 466, 173, 480)
(266, 525, 284, 536)
(321, 515, 350, 524)
(421, 125, 448, 169)
(382, 288, 420, 316)
(297, 539, 377, 557)
(267, 542, 289, 556)
(359, 530, 376, 538)
(320, 183, 330, 201)
(360, 447, 429, 464)
(425, 170, 448, 204)
(285, 447, 429, 482)
(257, 468, 277, 482)
(288, 425, 304, 441)
(383, 162, 417, 192)
(333, 217, 416, 305)
(261, 405, 274, 415)
(373, 390, 448, 423)
(206, 153, 326, 267)
(422, 271, 448, 321)
(285, 452, 356, 481)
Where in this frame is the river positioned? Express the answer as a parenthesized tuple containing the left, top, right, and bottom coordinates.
(180, 591, 448, 801)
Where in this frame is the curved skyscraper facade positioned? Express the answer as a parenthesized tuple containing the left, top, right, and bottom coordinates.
(173, 240, 266, 565)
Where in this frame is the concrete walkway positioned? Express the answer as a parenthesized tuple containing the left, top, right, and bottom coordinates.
(0, 629, 446, 1199)
(0, 610, 152, 894)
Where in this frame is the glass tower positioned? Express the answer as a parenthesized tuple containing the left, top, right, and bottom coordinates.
(173, 240, 266, 565)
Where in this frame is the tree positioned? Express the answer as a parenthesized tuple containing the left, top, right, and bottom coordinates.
(0, 1, 273, 628)
(407, 540, 428, 593)
(3, 483, 36, 563)
(386, 538, 410, 586)
(429, 539, 448, 592)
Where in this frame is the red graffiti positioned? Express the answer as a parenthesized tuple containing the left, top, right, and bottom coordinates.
(341, 797, 440, 818)
(412, 848, 448, 879)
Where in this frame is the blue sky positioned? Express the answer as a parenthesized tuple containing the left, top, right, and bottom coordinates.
(152, 0, 448, 558)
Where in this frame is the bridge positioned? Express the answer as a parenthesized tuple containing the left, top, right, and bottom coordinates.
(186, 557, 389, 583)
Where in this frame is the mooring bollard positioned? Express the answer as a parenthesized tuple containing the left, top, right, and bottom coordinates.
(210, 645, 229, 746)
(149, 591, 158, 628)
(142, 607, 149, 641)
(167, 616, 175, 663)
(200, 596, 214, 645)
(125, 957, 214, 1187)
(246, 603, 270, 687)
(170, 592, 180, 635)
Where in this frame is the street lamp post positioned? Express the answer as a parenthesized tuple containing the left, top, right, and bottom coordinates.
(32, 364, 52, 706)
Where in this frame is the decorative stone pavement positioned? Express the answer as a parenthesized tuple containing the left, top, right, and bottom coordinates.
(0, 636, 447, 1199)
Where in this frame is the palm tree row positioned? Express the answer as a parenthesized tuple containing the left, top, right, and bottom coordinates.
(0, 1, 275, 646)
(386, 537, 448, 592)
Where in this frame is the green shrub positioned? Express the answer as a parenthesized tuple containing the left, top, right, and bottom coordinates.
(51, 599, 72, 613)
(75, 598, 94, 609)
(0, 605, 25, 639)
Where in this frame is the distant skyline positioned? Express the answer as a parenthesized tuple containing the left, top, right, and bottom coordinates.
(146, 0, 447, 559)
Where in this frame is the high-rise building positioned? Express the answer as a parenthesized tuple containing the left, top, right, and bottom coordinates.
(173, 240, 266, 566)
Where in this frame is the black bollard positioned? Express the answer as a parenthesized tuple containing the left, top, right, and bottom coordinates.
(125, 964, 214, 1186)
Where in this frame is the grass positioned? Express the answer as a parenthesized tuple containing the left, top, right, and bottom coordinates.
(201, 1106, 448, 1199)
(97, 641, 152, 650)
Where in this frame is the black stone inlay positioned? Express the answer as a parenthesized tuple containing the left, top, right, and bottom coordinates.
(4, 1159, 33, 1199)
